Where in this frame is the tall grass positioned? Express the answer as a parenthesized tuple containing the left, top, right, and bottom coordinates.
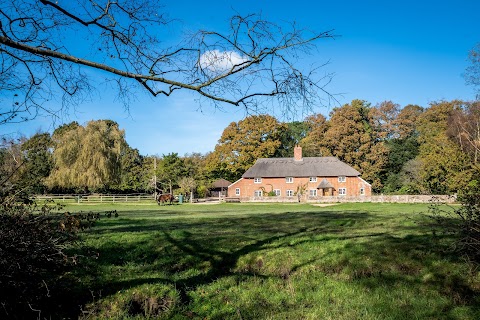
(62, 203, 479, 319)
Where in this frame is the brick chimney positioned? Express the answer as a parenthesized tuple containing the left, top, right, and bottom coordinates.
(294, 145, 303, 161)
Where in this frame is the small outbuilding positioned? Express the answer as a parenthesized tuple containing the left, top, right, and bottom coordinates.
(209, 178, 232, 197)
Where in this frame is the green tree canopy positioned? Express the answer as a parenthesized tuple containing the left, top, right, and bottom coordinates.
(20, 133, 53, 193)
(156, 153, 188, 194)
(116, 147, 151, 193)
(274, 121, 311, 157)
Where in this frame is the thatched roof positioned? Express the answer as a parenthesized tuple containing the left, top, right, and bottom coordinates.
(211, 178, 232, 188)
(242, 157, 360, 178)
(317, 178, 334, 189)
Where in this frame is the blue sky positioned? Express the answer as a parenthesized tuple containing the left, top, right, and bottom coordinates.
(2, 0, 479, 156)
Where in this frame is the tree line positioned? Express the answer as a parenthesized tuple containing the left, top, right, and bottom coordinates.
(1, 98, 479, 196)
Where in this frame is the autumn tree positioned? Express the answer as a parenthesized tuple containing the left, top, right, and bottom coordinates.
(313, 100, 389, 191)
(299, 113, 328, 157)
(371, 102, 424, 193)
(415, 101, 473, 194)
(371, 100, 401, 140)
(47, 120, 126, 192)
(394, 104, 424, 139)
(0, 0, 335, 125)
(206, 114, 288, 181)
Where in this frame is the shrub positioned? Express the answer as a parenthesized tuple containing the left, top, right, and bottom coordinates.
(0, 194, 98, 319)
(428, 180, 480, 264)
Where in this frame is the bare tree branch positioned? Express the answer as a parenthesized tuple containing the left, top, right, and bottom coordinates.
(0, 1, 336, 124)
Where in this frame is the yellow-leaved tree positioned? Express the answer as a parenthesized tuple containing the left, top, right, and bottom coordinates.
(205, 114, 288, 181)
(47, 120, 126, 192)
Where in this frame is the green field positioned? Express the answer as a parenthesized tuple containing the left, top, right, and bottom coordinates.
(64, 202, 479, 319)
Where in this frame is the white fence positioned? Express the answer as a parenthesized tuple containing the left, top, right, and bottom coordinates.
(36, 194, 456, 205)
(35, 193, 155, 204)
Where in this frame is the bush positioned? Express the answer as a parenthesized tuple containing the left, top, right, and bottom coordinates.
(428, 180, 480, 264)
(0, 194, 98, 319)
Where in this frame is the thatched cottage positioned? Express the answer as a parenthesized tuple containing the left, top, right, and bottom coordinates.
(228, 146, 371, 200)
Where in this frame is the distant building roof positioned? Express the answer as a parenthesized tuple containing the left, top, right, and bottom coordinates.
(317, 178, 335, 189)
(242, 157, 361, 178)
(211, 178, 232, 188)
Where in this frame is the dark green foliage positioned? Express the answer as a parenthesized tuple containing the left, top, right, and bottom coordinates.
(52, 121, 80, 136)
(20, 133, 53, 194)
(117, 147, 150, 193)
(274, 121, 310, 157)
(382, 136, 420, 193)
(157, 153, 189, 193)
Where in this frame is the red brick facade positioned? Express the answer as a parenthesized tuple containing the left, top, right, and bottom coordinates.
(227, 147, 372, 201)
(228, 175, 371, 200)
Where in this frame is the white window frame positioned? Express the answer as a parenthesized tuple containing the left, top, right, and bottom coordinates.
(235, 188, 240, 196)
(254, 190, 263, 197)
(309, 177, 317, 183)
(286, 190, 294, 197)
(338, 188, 347, 196)
(338, 176, 346, 183)
(309, 189, 317, 197)
(360, 188, 365, 196)
(286, 177, 294, 183)
(273, 189, 281, 196)
(254, 177, 262, 184)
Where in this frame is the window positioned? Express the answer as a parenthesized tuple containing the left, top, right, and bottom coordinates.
(360, 188, 365, 196)
(235, 188, 240, 196)
(286, 177, 293, 183)
(338, 176, 346, 183)
(309, 189, 317, 197)
(254, 177, 262, 184)
(309, 177, 317, 182)
(286, 190, 294, 197)
(273, 189, 281, 196)
(338, 188, 346, 195)
(254, 190, 263, 197)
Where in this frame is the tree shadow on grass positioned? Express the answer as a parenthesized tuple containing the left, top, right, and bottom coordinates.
(70, 211, 370, 310)
(69, 209, 480, 319)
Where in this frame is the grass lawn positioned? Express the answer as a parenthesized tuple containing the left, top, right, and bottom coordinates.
(61, 202, 479, 319)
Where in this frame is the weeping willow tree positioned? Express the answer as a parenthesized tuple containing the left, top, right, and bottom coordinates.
(47, 120, 126, 192)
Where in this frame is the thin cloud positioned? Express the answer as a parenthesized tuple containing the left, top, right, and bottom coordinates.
(199, 50, 248, 72)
